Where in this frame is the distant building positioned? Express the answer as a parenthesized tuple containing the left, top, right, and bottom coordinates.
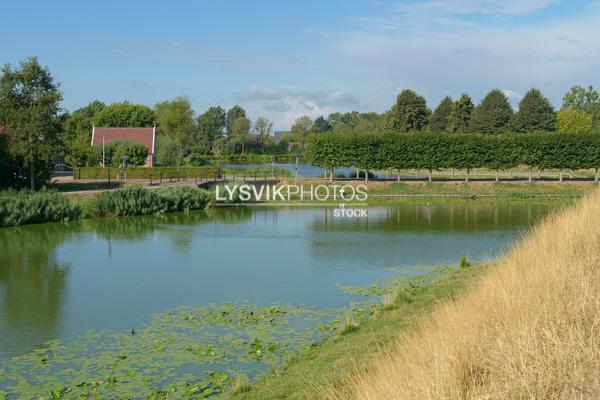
(91, 126, 156, 167)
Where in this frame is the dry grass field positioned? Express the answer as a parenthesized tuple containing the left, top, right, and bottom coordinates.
(328, 189, 600, 399)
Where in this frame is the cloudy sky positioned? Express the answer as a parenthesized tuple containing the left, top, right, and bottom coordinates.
(2, 0, 599, 130)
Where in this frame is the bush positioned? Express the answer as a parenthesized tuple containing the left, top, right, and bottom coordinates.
(0, 190, 81, 227)
(90, 186, 212, 217)
(156, 186, 213, 211)
(91, 187, 168, 217)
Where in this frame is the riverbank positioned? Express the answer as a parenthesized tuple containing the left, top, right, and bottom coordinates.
(324, 189, 600, 399)
(232, 265, 485, 400)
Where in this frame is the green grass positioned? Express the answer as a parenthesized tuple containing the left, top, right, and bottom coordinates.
(233, 265, 485, 400)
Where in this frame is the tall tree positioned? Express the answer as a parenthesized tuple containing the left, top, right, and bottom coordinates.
(562, 85, 600, 128)
(429, 96, 453, 132)
(154, 96, 196, 147)
(226, 105, 246, 137)
(0, 57, 63, 190)
(312, 116, 332, 133)
(197, 106, 226, 147)
(230, 116, 251, 154)
(291, 116, 312, 148)
(511, 88, 556, 132)
(253, 116, 274, 150)
(448, 94, 474, 133)
(557, 108, 593, 133)
(470, 89, 513, 134)
(383, 89, 430, 132)
(61, 100, 105, 166)
(93, 102, 154, 127)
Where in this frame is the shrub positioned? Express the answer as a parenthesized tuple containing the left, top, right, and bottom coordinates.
(90, 186, 212, 217)
(91, 187, 168, 217)
(0, 190, 81, 227)
(156, 186, 212, 211)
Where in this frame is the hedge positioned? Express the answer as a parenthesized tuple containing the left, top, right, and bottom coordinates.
(0, 190, 81, 227)
(75, 165, 293, 180)
(75, 166, 220, 180)
(306, 132, 600, 180)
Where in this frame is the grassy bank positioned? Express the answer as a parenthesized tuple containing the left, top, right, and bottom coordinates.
(0, 186, 212, 227)
(232, 266, 485, 399)
(326, 190, 600, 399)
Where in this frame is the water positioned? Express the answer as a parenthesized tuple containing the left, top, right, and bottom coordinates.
(222, 162, 385, 178)
(0, 203, 552, 360)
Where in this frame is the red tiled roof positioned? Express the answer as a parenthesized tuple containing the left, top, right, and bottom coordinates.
(91, 127, 155, 154)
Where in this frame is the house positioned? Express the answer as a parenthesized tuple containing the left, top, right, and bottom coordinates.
(91, 126, 156, 167)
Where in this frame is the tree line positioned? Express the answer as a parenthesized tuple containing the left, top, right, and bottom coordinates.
(306, 132, 600, 182)
(1, 56, 600, 190)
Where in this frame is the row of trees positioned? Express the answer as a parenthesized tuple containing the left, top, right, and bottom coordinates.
(291, 86, 600, 139)
(63, 99, 290, 168)
(306, 132, 600, 181)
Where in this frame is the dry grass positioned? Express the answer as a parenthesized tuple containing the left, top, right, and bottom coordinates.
(329, 190, 600, 400)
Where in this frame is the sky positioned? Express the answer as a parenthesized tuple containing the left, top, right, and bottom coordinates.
(2, 0, 600, 130)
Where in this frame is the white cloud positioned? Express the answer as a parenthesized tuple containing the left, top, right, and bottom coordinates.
(357, 0, 558, 30)
(329, 13, 600, 107)
(236, 86, 363, 130)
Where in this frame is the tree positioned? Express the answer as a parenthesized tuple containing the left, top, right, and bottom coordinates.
(253, 116, 273, 150)
(470, 89, 513, 134)
(383, 89, 430, 132)
(511, 88, 556, 132)
(93, 102, 154, 127)
(154, 97, 196, 147)
(557, 108, 593, 133)
(562, 85, 600, 129)
(197, 106, 226, 148)
(429, 96, 453, 132)
(312, 116, 332, 133)
(155, 135, 182, 166)
(0, 57, 63, 190)
(448, 94, 474, 133)
(111, 141, 148, 166)
(226, 105, 246, 137)
(229, 116, 251, 154)
(62, 100, 105, 167)
(291, 116, 312, 148)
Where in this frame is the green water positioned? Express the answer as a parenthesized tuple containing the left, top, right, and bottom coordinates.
(0, 203, 553, 397)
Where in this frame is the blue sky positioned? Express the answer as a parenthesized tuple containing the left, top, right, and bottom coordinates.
(2, 0, 600, 129)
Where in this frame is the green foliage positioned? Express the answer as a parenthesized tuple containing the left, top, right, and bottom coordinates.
(429, 96, 453, 132)
(75, 166, 218, 179)
(305, 131, 600, 173)
(0, 133, 13, 188)
(383, 89, 430, 132)
(0, 57, 63, 190)
(111, 140, 149, 166)
(470, 89, 513, 134)
(93, 102, 155, 127)
(312, 116, 332, 132)
(557, 107, 593, 133)
(511, 88, 556, 132)
(197, 106, 226, 146)
(459, 254, 471, 268)
(154, 96, 196, 147)
(291, 116, 312, 148)
(155, 135, 182, 166)
(93, 140, 148, 166)
(90, 186, 211, 217)
(226, 105, 247, 137)
(448, 93, 474, 133)
(61, 101, 105, 167)
(0, 190, 81, 227)
(562, 85, 600, 128)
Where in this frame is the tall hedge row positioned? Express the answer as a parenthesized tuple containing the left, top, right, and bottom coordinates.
(305, 132, 600, 178)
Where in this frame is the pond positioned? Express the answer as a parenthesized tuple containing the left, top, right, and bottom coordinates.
(0, 203, 553, 396)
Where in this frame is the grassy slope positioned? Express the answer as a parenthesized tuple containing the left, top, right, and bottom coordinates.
(330, 190, 600, 399)
(233, 266, 484, 400)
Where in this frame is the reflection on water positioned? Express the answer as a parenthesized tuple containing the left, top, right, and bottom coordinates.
(0, 203, 553, 359)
